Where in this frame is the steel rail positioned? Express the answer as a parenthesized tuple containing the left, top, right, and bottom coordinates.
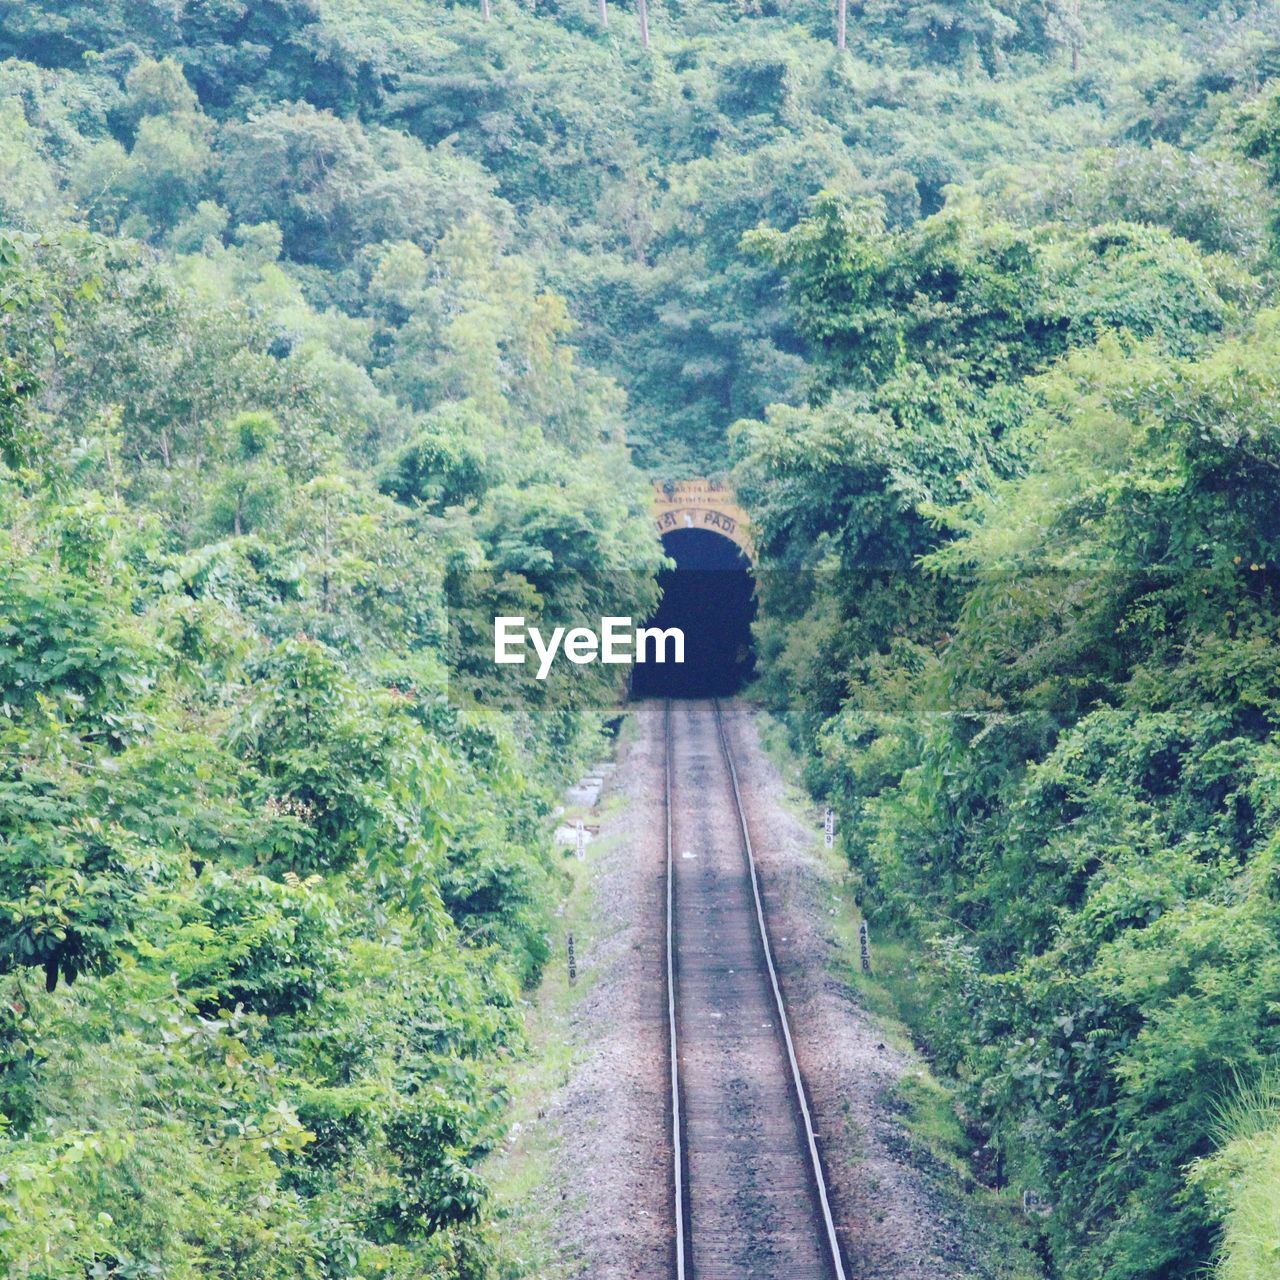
(663, 699, 689, 1280)
(711, 697, 849, 1280)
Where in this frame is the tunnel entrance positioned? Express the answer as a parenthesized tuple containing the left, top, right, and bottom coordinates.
(632, 528, 756, 698)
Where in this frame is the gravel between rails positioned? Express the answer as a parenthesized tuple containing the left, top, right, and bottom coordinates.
(670, 697, 835, 1280)
(539, 698, 1006, 1280)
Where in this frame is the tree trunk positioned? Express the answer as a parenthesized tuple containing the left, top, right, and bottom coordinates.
(837, 0, 847, 49)
(597, 0, 607, 26)
(104, 435, 120, 502)
(480, 0, 491, 17)
(637, 0, 649, 47)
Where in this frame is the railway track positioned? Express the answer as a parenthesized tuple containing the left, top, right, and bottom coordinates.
(663, 698, 847, 1280)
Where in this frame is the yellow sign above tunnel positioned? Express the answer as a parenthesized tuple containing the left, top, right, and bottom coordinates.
(652, 479, 753, 559)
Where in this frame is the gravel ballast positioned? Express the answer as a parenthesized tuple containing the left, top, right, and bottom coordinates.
(521, 698, 1018, 1279)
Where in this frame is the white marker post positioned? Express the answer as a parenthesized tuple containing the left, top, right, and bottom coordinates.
(575, 818, 586, 860)
(824, 806, 835, 849)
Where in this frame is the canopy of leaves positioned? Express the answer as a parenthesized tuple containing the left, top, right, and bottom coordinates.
(4, 0, 1280, 1276)
(732, 33, 1280, 1279)
(0, 48, 658, 1272)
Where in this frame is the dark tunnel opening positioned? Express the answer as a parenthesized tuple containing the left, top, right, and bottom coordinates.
(631, 527, 756, 699)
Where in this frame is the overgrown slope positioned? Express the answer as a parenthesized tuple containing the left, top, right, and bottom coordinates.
(3, 0, 1279, 1276)
(733, 33, 1280, 1280)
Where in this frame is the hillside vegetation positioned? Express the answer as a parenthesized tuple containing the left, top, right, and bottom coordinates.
(2, 0, 1280, 1277)
(731, 15, 1280, 1280)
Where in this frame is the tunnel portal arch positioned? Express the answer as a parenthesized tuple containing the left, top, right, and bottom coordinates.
(636, 480, 756, 698)
(651, 479, 753, 562)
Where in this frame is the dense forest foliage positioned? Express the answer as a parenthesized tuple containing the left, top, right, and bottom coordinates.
(732, 14, 1280, 1280)
(3, 0, 1280, 1276)
(0, 2, 669, 1274)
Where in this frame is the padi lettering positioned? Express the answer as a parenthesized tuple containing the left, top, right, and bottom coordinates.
(494, 616, 685, 680)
